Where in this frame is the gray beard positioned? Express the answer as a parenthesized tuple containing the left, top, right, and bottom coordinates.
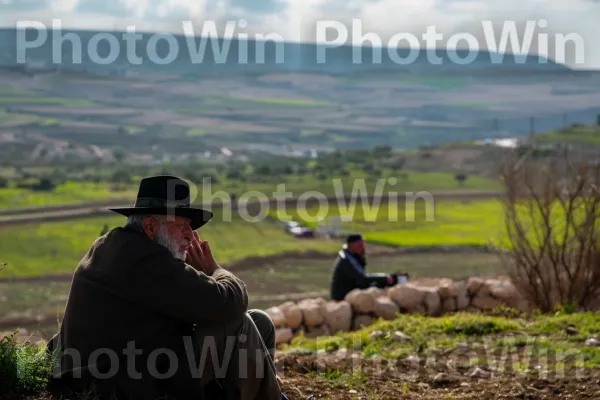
(155, 224, 187, 261)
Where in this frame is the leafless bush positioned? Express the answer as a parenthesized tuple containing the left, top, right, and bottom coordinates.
(498, 146, 600, 312)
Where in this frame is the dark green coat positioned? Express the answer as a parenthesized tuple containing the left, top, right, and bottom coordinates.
(48, 226, 248, 399)
(329, 249, 395, 301)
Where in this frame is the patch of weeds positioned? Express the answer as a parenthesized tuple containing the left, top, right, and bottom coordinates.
(0, 331, 51, 394)
(439, 314, 521, 336)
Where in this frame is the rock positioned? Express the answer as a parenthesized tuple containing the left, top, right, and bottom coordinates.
(345, 288, 377, 314)
(585, 337, 600, 347)
(437, 278, 459, 299)
(298, 298, 325, 328)
(466, 277, 485, 296)
(265, 306, 287, 328)
(369, 330, 385, 340)
(442, 297, 457, 313)
(275, 328, 294, 345)
(469, 367, 491, 379)
(279, 301, 303, 330)
(394, 331, 412, 342)
(456, 290, 470, 310)
(322, 301, 353, 334)
(433, 373, 456, 386)
(365, 286, 386, 299)
(348, 389, 357, 394)
(352, 314, 374, 330)
(303, 324, 331, 339)
(422, 288, 442, 316)
(388, 284, 426, 314)
(374, 296, 400, 320)
(565, 326, 579, 336)
(471, 293, 503, 310)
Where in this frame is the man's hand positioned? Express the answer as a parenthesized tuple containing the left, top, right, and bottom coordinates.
(186, 231, 220, 275)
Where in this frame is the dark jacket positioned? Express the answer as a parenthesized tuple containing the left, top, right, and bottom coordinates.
(329, 249, 395, 301)
(48, 226, 248, 399)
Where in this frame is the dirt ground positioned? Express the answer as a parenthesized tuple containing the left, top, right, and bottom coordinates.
(2, 351, 598, 400)
(276, 353, 600, 399)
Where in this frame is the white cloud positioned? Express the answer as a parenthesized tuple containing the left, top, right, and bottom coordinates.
(49, 0, 79, 13)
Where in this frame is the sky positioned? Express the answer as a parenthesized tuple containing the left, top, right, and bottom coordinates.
(1, 0, 599, 69)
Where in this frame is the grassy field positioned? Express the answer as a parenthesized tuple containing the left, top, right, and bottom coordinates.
(285, 311, 600, 367)
(0, 182, 137, 209)
(536, 124, 600, 146)
(0, 172, 502, 210)
(0, 97, 94, 107)
(271, 198, 509, 247)
(0, 209, 341, 277)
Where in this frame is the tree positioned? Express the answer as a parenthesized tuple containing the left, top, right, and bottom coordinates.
(256, 165, 271, 176)
(454, 173, 468, 185)
(498, 147, 600, 312)
(100, 224, 109, 236)
(372, 145, 392, 158)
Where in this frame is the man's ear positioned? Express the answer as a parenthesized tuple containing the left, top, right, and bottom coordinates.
(142, 216, 158, 240)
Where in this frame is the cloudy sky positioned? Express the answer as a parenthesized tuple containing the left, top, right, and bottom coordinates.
(1, 0, 599, 69)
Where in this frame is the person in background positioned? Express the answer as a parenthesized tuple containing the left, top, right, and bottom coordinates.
(330, 233, 407, 301)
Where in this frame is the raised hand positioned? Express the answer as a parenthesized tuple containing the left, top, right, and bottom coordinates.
(186, 231, 220, 275)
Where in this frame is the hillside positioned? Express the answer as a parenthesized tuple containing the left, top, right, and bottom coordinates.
(1, 27, 600, 164)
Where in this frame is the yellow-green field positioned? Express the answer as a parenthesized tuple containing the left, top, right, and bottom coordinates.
(0, 210, 341, 277)
(0, 199, 510, 278)
(0, 172, 502, 210)
(271, 198, 509, 247)
(1, 197, 583, 277)
(0, 182, 137, 208)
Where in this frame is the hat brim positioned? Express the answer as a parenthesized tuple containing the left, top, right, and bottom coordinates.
(108, 207, 213, 230)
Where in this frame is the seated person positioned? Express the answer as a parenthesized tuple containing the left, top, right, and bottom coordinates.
(46, 175, 305, 400)
(330, 234, 404, 301)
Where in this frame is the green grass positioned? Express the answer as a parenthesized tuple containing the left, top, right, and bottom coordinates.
(0, 97, 94, 107)
(283, 311, 600, 368)
(207, 95, 331, 107)
(0, 181, 137, 208)
(270, 198, 508, 247)
(536, 124, 600, 146)
(186, 127, 208, 136)
(0, 209, 341, 277)
(214, 171, 502, 200)
(0, 171, 500, 211)
(0, 334, 51, 396)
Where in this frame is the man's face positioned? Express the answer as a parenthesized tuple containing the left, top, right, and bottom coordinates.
(146, 215, 193, 260)
(348, 240, 366, 258)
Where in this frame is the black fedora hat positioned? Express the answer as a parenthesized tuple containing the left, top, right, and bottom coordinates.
(108, 175, 213, 230)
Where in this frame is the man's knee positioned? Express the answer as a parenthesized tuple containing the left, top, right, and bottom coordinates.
(247, 309, 275, 348)
(247, 309, 274, 335)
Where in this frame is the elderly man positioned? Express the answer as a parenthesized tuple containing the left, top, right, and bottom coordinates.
(47, 175, 299, 400)
(330, 233, 404, 301)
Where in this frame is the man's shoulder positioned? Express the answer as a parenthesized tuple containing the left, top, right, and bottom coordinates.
(75, 227, 173, 276)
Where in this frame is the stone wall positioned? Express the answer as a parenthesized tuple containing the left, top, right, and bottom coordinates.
(268, 277, 533, 345)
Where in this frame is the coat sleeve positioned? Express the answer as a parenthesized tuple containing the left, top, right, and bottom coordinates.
(127, 251, 249, 326)
(339, 258, 391, 289)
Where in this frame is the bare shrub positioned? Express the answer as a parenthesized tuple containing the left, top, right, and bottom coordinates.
(498, 145, 600, 312)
